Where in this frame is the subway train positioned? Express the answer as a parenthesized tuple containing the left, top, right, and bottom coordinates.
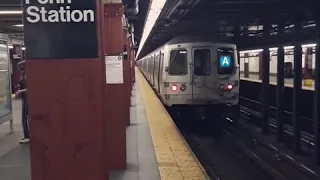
(136, 35, 239, 118)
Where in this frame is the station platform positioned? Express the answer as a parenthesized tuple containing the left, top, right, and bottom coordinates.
(240, 73, 314, 91)
(0, 68, 208, 180)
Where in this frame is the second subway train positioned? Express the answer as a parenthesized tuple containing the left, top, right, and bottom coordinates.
(137, 35, 239, 118)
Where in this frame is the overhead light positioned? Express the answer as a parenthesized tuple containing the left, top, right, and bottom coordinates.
(13, 24, 23, 27)
(240, 49, 263, 54)
(136, 0, 167, 59)
(0, 10, 23, 15)
(8, 45, 13, 49)
(22, 47, 26, 51)
(302, 44, 317, 48)
(240, 44, 317, 54)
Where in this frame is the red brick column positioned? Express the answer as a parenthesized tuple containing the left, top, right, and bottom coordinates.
(102, 2, 127, 170)
(24, 0, 107, 179)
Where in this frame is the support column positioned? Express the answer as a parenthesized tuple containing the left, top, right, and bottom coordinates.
(314, 16, 320, 165)
(261, 22, 270, 134)
(102, 1, 127, 169)
(10, 46, 23, 92)
(132, 50, 136, 83)
(276, 21, 285, 142)
(123, 28, 131, 126)
(128, 37, 134, 88)
(303, 47, 313, 86)
(292, 19, 303, 154)
(244, 53, 249, 78)
(22, 0, 107, 180)
(259, 52, 263, 80)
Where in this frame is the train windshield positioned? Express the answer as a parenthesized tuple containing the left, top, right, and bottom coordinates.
(193, 49, 211, 76)
(217, 47, 235, 74)
(169, 49, 188, 75)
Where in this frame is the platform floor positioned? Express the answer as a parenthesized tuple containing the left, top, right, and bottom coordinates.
(137, 68, 208, 180)
(0, 100, 30, 179)
(240, 73, 314, 91)
(0, 68, 208, 180)
(0, 90, 160, 180)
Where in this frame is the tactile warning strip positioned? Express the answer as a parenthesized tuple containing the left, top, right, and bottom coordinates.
(137, 68, 208, 180)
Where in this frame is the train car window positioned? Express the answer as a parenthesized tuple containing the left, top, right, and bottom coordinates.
(193, 49, 211, 76)
(169, 49, 188, 75)
(217, 47, 235, 74)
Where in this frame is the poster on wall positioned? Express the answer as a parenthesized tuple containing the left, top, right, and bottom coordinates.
(105, 55, 123, 84)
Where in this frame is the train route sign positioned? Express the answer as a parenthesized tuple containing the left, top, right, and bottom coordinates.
(22, 0, 98, 59)
(220, 56, 231, 68)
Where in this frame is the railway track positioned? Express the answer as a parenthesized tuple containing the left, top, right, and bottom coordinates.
(170, 106, 317, 180)
(238, 103, 320, 180)
(183, 131, 276, 180)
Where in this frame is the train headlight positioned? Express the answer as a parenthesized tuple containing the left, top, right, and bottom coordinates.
(171, 84, 178, 92)
(218, 83, 234, 91)
(226, 84, 233, 90)
(180, 84, 187, 91)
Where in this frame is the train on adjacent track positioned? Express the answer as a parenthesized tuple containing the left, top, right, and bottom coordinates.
(136, 35, 240, 118)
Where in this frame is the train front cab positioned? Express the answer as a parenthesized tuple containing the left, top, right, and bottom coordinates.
(162, 43, 239, 117)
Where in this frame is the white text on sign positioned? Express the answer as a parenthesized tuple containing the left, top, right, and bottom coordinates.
(24, 0, 95, 23)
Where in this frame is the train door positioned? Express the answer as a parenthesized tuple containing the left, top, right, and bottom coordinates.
(151, 55, 156, 87)
(191, 47, 214, 99)
(149, 56, 153, 85)
(148, 57, 152, 81)
(154, 54, 159, 90)
(158, 52, 164, 94)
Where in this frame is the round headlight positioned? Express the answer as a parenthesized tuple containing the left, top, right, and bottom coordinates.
(180, 84, 187, 91)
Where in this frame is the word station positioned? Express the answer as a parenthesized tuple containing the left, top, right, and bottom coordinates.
(24, 0, 95, 23)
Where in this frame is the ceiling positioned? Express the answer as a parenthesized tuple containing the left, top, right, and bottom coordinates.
(0, 0, 150, 44)
(136, 0, 320, 59)
(0, 0, 22, 39)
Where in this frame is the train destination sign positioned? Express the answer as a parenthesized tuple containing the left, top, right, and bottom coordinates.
(219, 56, 231, 68)
(23, 0, 98, 59)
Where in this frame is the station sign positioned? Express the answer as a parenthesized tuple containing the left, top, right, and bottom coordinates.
(22, 0, 98, 59)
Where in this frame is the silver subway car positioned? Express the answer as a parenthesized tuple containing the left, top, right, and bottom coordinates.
(137, 35, 239, 116)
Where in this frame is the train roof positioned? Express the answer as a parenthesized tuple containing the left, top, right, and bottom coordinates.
(166, 35, 235, 45)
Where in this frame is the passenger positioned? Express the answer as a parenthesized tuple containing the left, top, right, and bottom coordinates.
(15, 70, 30, 144)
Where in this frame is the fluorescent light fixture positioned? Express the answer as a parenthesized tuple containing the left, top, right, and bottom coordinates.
(240, 44, 317, 54)
(136, 0, 167, 58)
(240, 49, 263, 53)
(284, 46, 294, 49)
(269, 47, 278, 51)
(13, 24, 23, 27)
(22, 47, 26, 51)
(0, 10, 23, 15)
(302, 44, 317, 48)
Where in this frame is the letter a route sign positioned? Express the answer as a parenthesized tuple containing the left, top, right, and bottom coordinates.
(219, 55, 231, 68)
(22, 0, 98, 59)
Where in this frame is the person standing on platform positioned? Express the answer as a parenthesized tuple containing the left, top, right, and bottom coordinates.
(15, 70, 30, 144)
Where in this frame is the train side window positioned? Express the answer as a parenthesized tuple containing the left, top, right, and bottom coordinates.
(169, 49, 188, 75)
(217, 47, 235, 74)
(193, 49, 211, 76)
